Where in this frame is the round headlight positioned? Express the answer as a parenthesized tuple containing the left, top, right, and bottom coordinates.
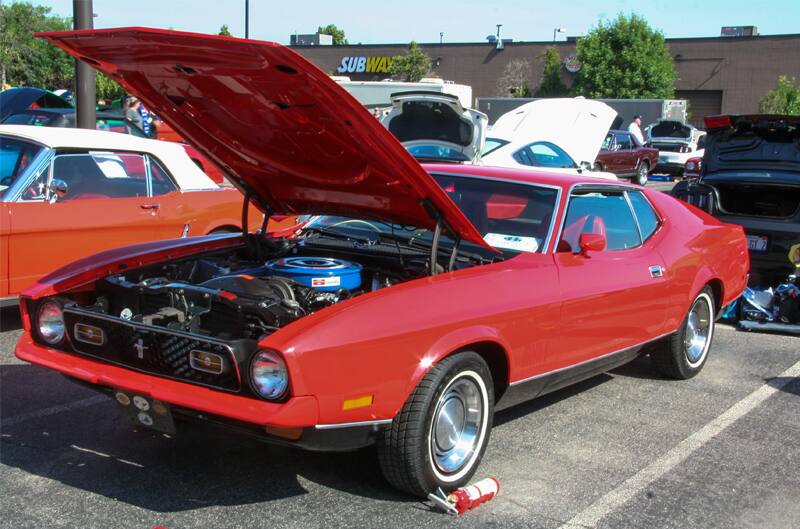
(686, 161, 696, 170)
(37, 300, 65, 345)
(250, 350, 289, 400)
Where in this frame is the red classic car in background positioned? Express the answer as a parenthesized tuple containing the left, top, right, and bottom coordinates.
(17, 28, 749, 497)
(595, 129, 659, 185)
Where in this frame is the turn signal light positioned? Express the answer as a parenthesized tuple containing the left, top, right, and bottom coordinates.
(342, 395, 374, 410)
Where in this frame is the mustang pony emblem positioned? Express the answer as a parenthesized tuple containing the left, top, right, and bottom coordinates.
(133, 338, 148, 360)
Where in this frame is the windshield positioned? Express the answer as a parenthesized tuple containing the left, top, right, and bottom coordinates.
(0, 136, 46, 198)
(482, 137, 509, 156)
(300, 173, 558, 257)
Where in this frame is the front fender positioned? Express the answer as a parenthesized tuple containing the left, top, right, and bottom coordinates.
(406, 326, 511, 399)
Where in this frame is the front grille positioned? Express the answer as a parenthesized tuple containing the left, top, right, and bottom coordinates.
(63, 308, 241, 392)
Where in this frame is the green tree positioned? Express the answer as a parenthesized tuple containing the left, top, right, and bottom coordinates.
(389, 41, 431, 82)
(758, 75, 800, 114)
(317, 24, 347, 45)
(534, 46, 570, 97)
(0, 2, 73, 89)
(95, 72, 124, 100)
(496, 59, 532, 97)
(573, 13, 676, 99)
(218, 24, 232, 37)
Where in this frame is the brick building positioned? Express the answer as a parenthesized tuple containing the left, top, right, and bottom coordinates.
(290, 33, 800, 127)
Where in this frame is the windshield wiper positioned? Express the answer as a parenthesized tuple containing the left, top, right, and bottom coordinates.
(302, 226, 377, 246)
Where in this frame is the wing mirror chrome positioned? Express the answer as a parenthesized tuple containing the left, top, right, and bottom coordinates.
(578, 232, 607, 255)
(49, 179, 68, 201)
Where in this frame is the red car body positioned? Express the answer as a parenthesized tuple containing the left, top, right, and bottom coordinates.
(595, 130, 659, 183)
(17, 28, 749, 495)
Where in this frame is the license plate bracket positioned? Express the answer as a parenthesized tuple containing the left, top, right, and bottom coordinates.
(114, 391, 176, 434)
(746, 234, 769, 253)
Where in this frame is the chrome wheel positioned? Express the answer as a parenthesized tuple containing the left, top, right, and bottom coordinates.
(685, 294, 712, 366)
(637, 163, 649, 185)
(430, 372, 485, 477)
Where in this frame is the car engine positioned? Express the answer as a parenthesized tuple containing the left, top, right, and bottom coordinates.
(80, 250, 403, 341)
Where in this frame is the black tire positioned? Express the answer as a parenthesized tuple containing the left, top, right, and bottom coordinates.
(636, 160, 650, 185)
(377, 351, 494, 497)
(650, 286, 715, 379)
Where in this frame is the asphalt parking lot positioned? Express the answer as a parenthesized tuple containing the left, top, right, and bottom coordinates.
(3, 180, 799, 529)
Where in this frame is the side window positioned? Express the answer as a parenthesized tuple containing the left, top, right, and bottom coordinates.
(617, 134, 633, 150)
(19, 161, 51, 202)
(558, 191, 642, 252)
(601, 133, 614, 150)
(627, 191, 660, 241)
(148, 157, 178, 196)
(50, 153, 148, 201)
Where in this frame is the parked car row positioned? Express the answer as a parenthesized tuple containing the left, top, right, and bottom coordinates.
(12, 27, 750, 498)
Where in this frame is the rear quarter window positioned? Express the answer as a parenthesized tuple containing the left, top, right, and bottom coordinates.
(627, 191, 660, 241)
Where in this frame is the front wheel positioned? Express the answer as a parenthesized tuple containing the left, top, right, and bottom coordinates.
(650, 286, 715, 379)
(377, 351, 494, 497)
(635, 161, 650, 185)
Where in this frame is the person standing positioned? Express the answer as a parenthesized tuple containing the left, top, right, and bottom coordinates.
(124, 96, 144, 132)
(628, 114, 645, 146)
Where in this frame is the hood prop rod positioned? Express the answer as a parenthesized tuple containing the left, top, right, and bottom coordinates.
(241, 190, 251, 238)
(429, 218, 442, 275)
(448, 236, 461, 272)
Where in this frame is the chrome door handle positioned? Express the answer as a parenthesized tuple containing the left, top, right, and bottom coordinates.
(649, 265, 664, 278)
(140, 203, 160, 210)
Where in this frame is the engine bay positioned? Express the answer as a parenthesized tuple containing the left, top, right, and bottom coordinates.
(75, 237, 432, 341)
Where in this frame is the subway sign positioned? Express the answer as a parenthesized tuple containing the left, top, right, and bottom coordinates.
(336, 56, 394, 74)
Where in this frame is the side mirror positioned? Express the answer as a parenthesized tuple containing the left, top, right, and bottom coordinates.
(578, 232, 606, 254)
(49, 179, 68, 201)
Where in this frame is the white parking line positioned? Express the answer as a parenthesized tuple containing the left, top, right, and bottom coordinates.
(559, 359, 800, 529)
(1, 394, 107, 428)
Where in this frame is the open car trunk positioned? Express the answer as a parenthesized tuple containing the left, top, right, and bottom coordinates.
(381, 91, 487, 163)
(672, 115, 800, 286)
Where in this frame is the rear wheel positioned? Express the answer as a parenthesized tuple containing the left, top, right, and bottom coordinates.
(651, 286, 715, 379)
(377, 351, 494, 497)
(635, 161, 650, 185)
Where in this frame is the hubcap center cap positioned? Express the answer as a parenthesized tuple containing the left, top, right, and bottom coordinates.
(435, 397, 465, 452)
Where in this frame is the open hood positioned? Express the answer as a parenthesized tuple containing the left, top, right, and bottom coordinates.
(39, 27, 490, 249)
(381, 92, 487, 163)
(489, 98, 616, 166)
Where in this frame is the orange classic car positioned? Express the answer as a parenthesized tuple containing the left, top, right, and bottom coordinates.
(0, 125, 273, 304)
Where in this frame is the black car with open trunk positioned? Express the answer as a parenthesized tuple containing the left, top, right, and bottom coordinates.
(672, 115, 800, 286)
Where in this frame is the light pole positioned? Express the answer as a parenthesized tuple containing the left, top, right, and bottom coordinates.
(245, 0, 249, 38)
(440, 32, 444, 44)
(553, 27, 566, 43)
(73, 0, 95, 129)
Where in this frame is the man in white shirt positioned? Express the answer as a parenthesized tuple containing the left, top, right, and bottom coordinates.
(628, 114, 645, 146)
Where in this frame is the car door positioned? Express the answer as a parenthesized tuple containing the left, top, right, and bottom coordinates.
(615, 133, 637, 174)
(7, 151, 160, 294)
(548, 187, 670, 371)
(0, 203, 10, 299)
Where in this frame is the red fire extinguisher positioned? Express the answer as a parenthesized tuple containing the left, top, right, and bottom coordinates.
(428, 477, 501, 515)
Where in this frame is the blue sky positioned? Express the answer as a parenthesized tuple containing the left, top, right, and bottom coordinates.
(38, 0, 799, 44)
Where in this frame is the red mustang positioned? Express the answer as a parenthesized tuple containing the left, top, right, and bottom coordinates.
(17, 28, 749, 497)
